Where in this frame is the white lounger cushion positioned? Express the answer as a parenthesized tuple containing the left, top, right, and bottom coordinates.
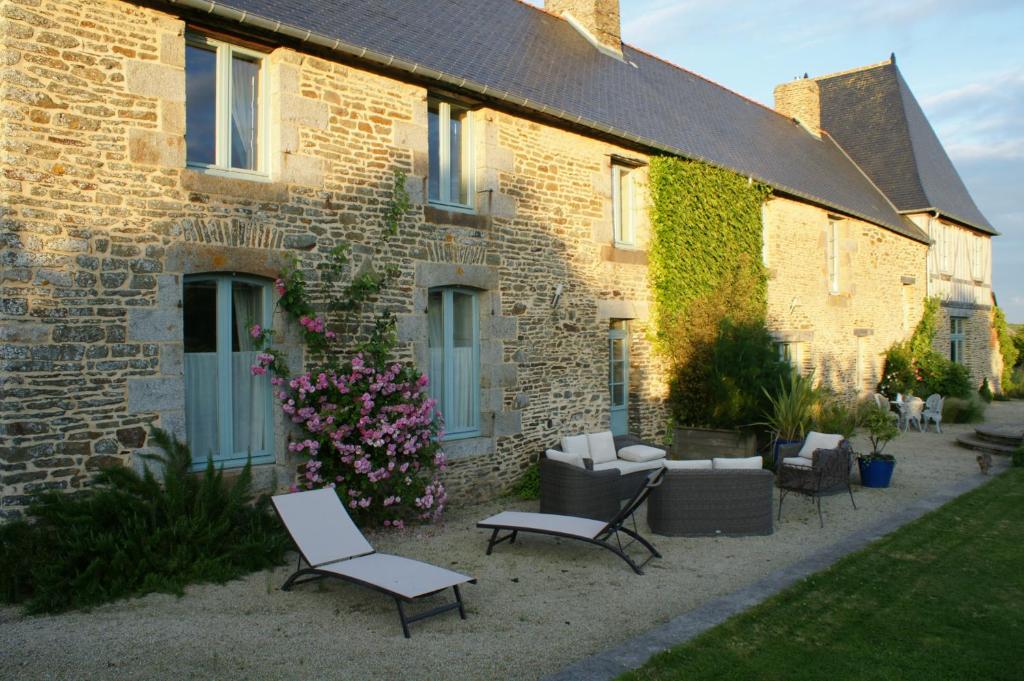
(617, 444, 666, 462)
(782, 456, 814, 468)
(663, 459, 713, 470)
(797, 431, 843, 459)
(272, 487, 374, 565)
(593, 459, 664, 475)
(317, 553, 472, 600)
(545, 448, 585, 469)
(713, 456, 763, 470)
(586, 431, 618, 464)
(561, 434, 590, 458)
(478, 511, 606, 540)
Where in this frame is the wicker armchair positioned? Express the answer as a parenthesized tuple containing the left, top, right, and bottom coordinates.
(776, 440, 857, 527)
(539, 433, 662, 521)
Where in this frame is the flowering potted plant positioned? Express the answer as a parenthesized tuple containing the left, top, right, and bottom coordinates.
(857, 402, 900, 488)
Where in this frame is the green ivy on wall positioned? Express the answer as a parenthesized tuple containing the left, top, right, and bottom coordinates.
(647, 157, 776, 428)
(648, 157, 771, 350)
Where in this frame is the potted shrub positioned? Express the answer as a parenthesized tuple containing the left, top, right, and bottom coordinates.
(857, 402, 900, 488)
(670, 318, 788, 459)
(760, 369, 819, 468)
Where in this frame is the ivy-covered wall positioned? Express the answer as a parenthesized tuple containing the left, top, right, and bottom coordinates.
(648, 158, 771, 347)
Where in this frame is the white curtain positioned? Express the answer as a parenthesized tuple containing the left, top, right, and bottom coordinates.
(232, 285, 267, 457)
(230, 56, 258, 169)
(185, 353, 219, 461)
(448, 347, 474, 432)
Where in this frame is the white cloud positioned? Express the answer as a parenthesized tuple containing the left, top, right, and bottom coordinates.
(946, 139, 1024, 162)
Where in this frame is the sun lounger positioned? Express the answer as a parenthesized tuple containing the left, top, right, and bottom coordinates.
(477, 468, 665, 574)
(272, 488, 476, 638)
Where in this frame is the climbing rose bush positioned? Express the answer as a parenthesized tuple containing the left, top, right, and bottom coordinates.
(261, 349, 447, 528)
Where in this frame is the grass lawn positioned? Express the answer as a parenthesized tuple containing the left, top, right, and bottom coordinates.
(621, 468, 1024, 681)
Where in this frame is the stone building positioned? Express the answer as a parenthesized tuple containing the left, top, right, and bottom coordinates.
(775, 58, 1002, 391)
(0, 0, 998, 518)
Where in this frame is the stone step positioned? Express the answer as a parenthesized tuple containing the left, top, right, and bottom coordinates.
(956, 434, 1019, 456)
(973, 425, 1024, 448)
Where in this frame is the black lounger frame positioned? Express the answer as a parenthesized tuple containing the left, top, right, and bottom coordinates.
(478, 468, 665, 574)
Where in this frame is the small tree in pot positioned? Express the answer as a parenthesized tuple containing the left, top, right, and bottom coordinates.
(857, 402, 901, 488)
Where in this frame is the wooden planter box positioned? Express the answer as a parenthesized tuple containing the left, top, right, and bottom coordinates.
(671, 427, 757, 460)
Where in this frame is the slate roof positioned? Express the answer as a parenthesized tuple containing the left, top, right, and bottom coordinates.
(817, 60, 996, 235)
(163, 0, 928, 242)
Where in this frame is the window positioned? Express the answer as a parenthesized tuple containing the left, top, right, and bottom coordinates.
(776, 341, 802, 371)
(971, 235, 984, 281)
(938, 222, 952, 274)
(428, 99, 472, 209)
(612, 164, 636, 246)
(827, 219, 840, 294)
(427, 288, 480, 438)
(185, 33, 266, 175)
(950, 317, 966, 364)
(183, 274, 274, 469)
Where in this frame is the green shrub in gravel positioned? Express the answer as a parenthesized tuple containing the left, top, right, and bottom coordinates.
(0, 428, 289, 614)
(1013, 446, 1024, 468)
(942, 397, 987, 424)
(513, 462, 540, 500)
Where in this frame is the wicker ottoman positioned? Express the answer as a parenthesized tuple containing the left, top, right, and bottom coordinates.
(646, 469, 774, 536)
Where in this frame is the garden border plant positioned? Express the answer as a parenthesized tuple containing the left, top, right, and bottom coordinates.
(877, 296, 972, 400)
(0, 429, 289, 614)
(251, 170, 448, 530)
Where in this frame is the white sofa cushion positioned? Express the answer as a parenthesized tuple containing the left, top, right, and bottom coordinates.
(781, 456, 813, 469)
(560, 434, 590, 459)
(586, 431, 618, 465)
(617, 444, 666, 463)
(713, 456, 763, 470)
(663, 459, 713, 470)
(593, 459, 664, 475)
(545, 448, 584, 469)
(797, 431, 843, 459)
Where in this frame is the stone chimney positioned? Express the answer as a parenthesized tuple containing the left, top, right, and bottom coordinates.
(546, 0, 622, 57)
(773, 77, 821, 137)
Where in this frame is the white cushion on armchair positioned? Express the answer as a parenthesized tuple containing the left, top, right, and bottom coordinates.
(545, 448, 585, 469)
(797, 432, 843, 459)
(617, 444, 666, 462)
(560, 434, 590, 458)
(586, 431, 618, 465)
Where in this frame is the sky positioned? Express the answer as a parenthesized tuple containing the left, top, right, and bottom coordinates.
(526, 0, 1024, 321)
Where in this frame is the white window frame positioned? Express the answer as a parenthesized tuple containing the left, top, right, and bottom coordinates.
(612, 164, 636, 247)
(827, 219, 840, 294)
(183, 273, 275, 470)
(776, 341, 802, 371)
(428, 287, 481, 440)
(428, 99, 474, 211)
(185, 32, 269, 179)
(950, 316, 966, 364)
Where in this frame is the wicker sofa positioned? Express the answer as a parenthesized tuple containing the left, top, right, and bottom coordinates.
(645, 467, 774, 536)
(539, 433, 665, 521)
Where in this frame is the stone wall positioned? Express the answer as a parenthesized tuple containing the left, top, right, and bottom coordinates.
(0, 0, 670, 518)
(932, 305, 1002, 393)
(763, 197, 928, 399)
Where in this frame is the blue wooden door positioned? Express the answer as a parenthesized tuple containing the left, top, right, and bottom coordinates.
(609, 321, 629, 436)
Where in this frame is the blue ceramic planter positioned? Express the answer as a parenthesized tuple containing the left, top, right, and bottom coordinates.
(858, 458, 895, 488)
(771, 438, 803, 469)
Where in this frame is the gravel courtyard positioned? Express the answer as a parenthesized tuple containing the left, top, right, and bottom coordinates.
(2, 401, 1019, 681)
